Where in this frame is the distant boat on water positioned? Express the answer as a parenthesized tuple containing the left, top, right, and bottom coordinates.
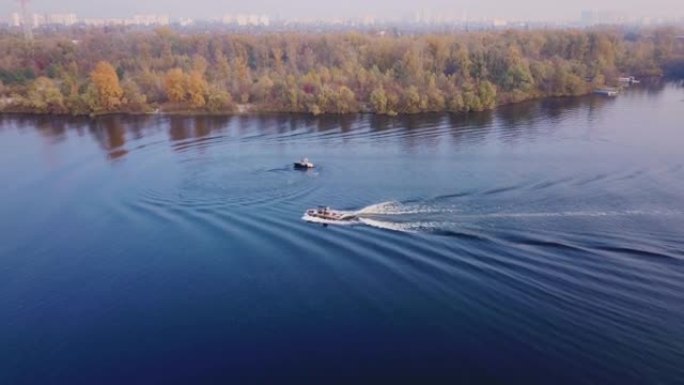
(294, 158, 315, 169)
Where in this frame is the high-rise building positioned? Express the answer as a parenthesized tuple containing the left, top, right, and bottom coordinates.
(224, 14, 269, 26)
(132, 14, 170, 26)
(46, 14, 78, 26)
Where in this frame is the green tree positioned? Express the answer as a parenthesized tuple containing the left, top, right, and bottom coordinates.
(478, 81, 497, 110)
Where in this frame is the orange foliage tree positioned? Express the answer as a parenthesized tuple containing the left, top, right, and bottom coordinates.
(89, 61, 123, 112)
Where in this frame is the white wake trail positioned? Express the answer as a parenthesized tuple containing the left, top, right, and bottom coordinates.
(458, 210, 683, 219)
(353, 201, 442, 216)
(304, 200, 682, 233)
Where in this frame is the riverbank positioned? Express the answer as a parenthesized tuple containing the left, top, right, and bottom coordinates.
(0, 80, 655, 118)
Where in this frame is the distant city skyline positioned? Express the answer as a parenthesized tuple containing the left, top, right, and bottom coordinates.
(4, 0, 684, 22)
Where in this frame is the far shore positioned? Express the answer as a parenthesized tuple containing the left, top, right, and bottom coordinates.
(0, 84, 661, 119)
(2, 27, 681, 120)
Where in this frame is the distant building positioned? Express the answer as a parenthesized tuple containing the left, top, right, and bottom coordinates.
(223, 13, 269, 26)
(82, 18, 127, 27)
(46, 14, 78, 26)
(597, 10, 625, 25)
(177, 18, 194, 27)
(361, 15, 376, 26)
(32, 14, 46, 27)
(221, 14, 235, 24)
(236, 14, 248, 26)
(131, 14, 170, 26)
(248, 14, 260, 25)
(80, 14, 169, 27)
(492, 19, 508, 28)
(11, 12, 21, 27)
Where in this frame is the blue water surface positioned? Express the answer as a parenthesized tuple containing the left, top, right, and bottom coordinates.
(1, 81, 683, 384)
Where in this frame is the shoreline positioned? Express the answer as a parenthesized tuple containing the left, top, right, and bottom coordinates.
(0, 90, 619, 119)
(1, 77, 675, 119)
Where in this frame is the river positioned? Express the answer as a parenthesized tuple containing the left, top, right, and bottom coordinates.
(1, 81, 683, 384)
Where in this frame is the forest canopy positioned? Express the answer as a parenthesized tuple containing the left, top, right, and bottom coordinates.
(0, 26, 682, 116)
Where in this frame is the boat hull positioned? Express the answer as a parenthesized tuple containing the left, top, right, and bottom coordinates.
(302, 208, 357, 226)
(294, 163, 314, 169)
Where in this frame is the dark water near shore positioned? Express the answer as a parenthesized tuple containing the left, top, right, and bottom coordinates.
(1, 82, 684, 384)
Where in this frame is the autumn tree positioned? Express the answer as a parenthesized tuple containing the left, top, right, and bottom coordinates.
(252, 74, 274, 102)
(206, 87, 235, 113)
(136, 70, 165, 103)
(335, 86, 357, 114)
(211, 48, 232, 89)
(401, 86, 421, 113)
(164, 68, 186, 103)
(89, 61, 123, 112)
(24, 77, 65, 113)
(367, 87, 386, 114)
(121, 80, 149, 113)
(478, 81, 498, 110)
(187, 70, 208, 108)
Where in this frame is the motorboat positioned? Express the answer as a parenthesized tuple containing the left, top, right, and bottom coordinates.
(294, 158, 315, 169)
(303, 206, 357, 226)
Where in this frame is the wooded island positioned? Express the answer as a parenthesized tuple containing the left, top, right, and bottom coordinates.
(0, 27, 682, 116)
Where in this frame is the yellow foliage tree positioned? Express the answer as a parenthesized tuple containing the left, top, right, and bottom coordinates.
(89, 61, 123, 112)
(164, 68, 186, 103)
(25, 77, 65, 113)
(187, 70, 208, 108)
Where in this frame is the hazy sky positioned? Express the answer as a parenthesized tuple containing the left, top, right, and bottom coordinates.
(7, 0, 684, 21)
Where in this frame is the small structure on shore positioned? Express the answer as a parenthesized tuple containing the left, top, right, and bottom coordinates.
(594, 88, 619, 97)
(618, 76, 640, 85)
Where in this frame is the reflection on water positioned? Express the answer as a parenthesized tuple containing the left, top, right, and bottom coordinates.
(0, 92, 613, 162)
(5, 82, 659, 165)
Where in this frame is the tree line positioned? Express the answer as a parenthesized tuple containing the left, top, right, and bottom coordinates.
(0, 26, 681, 116)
